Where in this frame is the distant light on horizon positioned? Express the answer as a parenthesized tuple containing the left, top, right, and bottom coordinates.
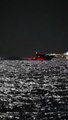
(64, 52, 68, 55)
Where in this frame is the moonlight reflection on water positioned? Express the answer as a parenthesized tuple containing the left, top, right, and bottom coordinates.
(0, 59, 68, 120)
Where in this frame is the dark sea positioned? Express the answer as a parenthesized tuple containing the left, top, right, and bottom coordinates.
(0, 59, 68, 120)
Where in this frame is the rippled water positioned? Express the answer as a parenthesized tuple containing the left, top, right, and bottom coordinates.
(0, 59, 68, 120)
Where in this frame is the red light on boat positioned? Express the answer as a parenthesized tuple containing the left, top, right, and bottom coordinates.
(36, 58, 45, 60)
(32, 57, 45, 60)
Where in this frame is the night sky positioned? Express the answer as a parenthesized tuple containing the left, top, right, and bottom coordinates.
(0, 1, 66, 57)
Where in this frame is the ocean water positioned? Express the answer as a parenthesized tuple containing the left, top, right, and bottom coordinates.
(0, 59, 68, 120)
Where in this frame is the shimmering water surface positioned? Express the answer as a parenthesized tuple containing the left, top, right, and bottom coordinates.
(0, 59, 68, 120)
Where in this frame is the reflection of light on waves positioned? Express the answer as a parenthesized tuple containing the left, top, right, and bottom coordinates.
(0, 59, 68, 119)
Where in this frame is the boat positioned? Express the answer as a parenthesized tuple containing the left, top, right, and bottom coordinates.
(31, 52, 55, 61)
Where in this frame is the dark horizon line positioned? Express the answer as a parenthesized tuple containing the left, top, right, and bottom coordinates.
(0, 51, 67, 60)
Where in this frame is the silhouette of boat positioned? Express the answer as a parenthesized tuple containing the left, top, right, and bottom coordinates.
(32, 52, 54, 60)
(25, 52, 55, 61)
